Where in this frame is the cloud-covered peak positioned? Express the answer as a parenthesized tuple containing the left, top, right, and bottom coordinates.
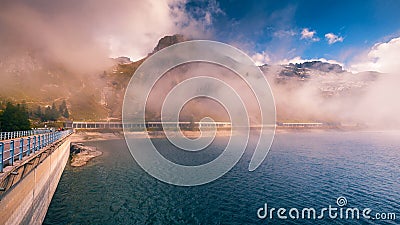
(251, 51, 271, 66)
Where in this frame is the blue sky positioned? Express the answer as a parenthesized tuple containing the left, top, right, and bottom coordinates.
(185, 0, 400, 65)
(2, 0, 398, 72)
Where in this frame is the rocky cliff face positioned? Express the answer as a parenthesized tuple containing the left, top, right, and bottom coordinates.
(260, 62, 378, 97)
(98, 34, 187, 120)
(151, 34, 187, 53)
(294, 61, 344, 73)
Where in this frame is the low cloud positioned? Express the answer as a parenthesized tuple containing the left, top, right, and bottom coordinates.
(273, 29, 297, 38)
(325, 33, 344, 44)
(300, 28, 320, 42)
(346, 37, 400, 127)
(251, 51, 271, 66)
(278, 56, 344, 67)
(0, 0, 218, 74)
(349, 37, 400, 73)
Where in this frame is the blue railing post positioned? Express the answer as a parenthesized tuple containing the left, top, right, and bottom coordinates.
(38, 135, 41, 150)
(0, 142, 3, 173)
(33, 136, 36, 153)
(10, 140, 14, 166)
(19, 138, 24, 161)
(27, 137, 31, 156)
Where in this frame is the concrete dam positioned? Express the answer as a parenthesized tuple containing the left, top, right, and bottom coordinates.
(0, 130, 72, 225)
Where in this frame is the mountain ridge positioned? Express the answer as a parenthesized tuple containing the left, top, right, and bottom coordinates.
(0, 34, 383, 123)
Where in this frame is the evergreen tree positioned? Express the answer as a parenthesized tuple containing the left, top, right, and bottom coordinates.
(52, 102, 60, 119)
(42, 102, 60, 121)
(34, 106, 42, 119)
(44, 106, 54, 121)
(0, 102, 31, 131)
(58, 100, 70, 118)
(63, 108, 70, 118)
(59, 100, 67, 114)
(51, 102, 57, 113)
(44, 106, 50, 121)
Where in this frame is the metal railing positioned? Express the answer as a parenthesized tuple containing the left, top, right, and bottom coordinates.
(0, 129, 73, 173)
(0, 129, 52, 141)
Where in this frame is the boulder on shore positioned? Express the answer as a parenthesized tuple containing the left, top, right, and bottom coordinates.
(70, 143, 102, 167)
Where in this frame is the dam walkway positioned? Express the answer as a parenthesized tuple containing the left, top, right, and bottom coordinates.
(0, 130, 72, 173)
(0, 129, 73, 225)
(0, 129, 51, 141)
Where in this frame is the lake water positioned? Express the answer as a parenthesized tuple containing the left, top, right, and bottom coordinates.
(44, 131, 400, 224)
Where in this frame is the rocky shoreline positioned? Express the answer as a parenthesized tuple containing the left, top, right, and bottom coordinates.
(70, 143, 102, 167)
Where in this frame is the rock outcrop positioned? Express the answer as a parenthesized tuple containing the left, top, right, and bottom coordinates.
(70, 143, 102, 167)
(151, 34, 187, 53)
